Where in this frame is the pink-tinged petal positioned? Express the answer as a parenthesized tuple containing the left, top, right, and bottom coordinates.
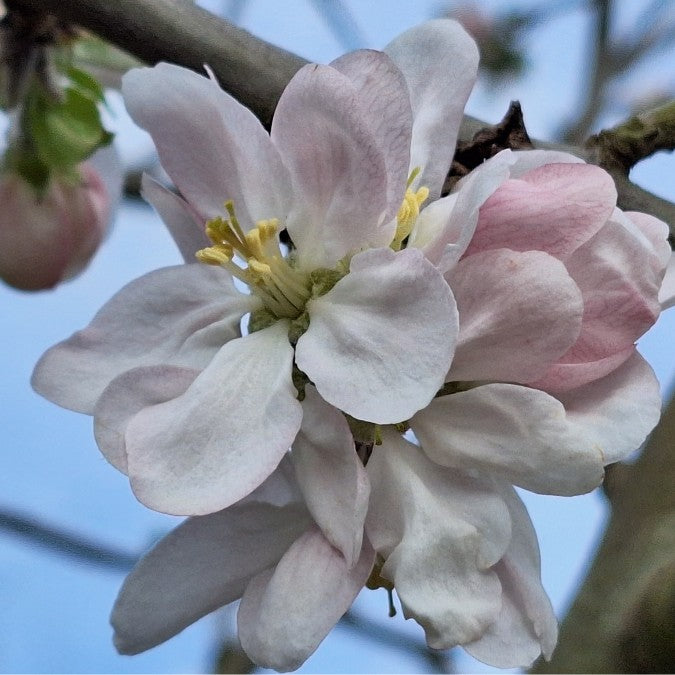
(296, 247, 458, 424)
(122, 63, 291, 226)
(385, 19, 479, 200)
(125, 321, 302, 515)
(625, 211, 672, 270)
(466, 487, 557, 668)
(31, 265, 255, 414)
(660, 253, 675, 310)
(291, 386, 369, 567)
(413, 150, 515, 271)
(94, 365, 199, 473)
(330, 49, 412, 225)
(412, 385, 605, 496)
(237, 527, 375, 672)
(557, 218, 662, 362)
(447, 249, 583, 383)
(271, 63, 389, 269)
(112, 501, 311, 655)
(506, 149, 584, 177)
(141, 175, 208, 262)
(366, 430, 510, 649)
(466, 163, 617, 259)
(531, 346, 634, 393)
(557, 351, 661, 464)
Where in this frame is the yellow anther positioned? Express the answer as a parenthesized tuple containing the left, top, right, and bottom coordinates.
(245, 228, 265, 259)
(392, 185, 429, 250)
(195, 245, 232, 266)
(248, 258, 272, 279)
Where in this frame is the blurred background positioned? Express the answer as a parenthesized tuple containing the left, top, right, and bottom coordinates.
(1, 0, 673, 672)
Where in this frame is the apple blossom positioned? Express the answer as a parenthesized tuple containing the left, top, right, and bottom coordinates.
(0, 162, 110, 290)
(30, 15, 674, 673)
(31, 22, 465, 516)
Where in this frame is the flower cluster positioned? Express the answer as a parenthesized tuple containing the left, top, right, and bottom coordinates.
(32, 19, 674, 671)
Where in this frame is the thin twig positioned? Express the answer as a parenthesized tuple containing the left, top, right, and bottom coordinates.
(0, 506, 138, 571)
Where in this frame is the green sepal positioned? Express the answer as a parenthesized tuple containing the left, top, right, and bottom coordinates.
(27, 85, 113, 172)
(66, 65, 107, 104)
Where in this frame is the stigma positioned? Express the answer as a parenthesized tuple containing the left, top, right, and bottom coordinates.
(196, 201, 310, 318)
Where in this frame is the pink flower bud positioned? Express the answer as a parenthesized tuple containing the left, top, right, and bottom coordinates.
(0, 163, 109, 290)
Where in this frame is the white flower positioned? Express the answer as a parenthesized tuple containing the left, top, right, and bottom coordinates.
(31, 22, 464, 516)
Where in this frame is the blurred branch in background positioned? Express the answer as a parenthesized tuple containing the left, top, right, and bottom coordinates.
(445, 0, 675, 143)
(443, 0, 584, 81)
(0, 507, 137, 571)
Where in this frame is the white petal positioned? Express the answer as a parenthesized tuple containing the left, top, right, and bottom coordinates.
(466, 486, 558, 668)
(385, 19, 479, 200)
(557, 351, 662, 464)
(291, 386, 369, 567)
(112, 502, 311, 655)
(32, 265, 255, 414)
(447, 249, 583, 383)
(659, 253, 675, 310)
(141, 175, 209, 263)
(296, 247, 457, 423)
(412, 385, 605, 496)
(94, 365, 199, 473)
(123, 63, 291, 226)
(366, 430, 511, 648)
(330, 49, 412, 226)
(271, 63, 390, 269)
(125, 321, 302, 515)
(243, 456, 303, 508)
(237, 527, 375, 672)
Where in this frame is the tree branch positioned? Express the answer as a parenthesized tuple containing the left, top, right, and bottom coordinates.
(5, 0, 306, 127)
(7, 0, 675, 239)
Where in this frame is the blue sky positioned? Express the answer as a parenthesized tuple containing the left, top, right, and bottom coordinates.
(1, 1, 673, 672)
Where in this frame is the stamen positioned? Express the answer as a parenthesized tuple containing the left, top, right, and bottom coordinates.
(392, 184, 429, 250)
(196, 200, 311, 319)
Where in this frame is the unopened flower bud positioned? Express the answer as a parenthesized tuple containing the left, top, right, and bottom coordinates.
(0, 163, 109, 290)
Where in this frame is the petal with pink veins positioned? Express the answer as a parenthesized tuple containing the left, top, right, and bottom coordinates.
(125, 321, 302, 515)
(296, 247, 458, 424)
(271, 63, 391, 269)
(123, 63, 292, 226)
(447, 248, 583, 383)
(466, 163, 617, 259)
(330, 49, 412, 225)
